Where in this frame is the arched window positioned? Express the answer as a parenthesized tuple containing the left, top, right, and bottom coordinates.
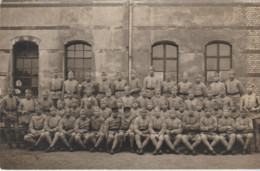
(65, 41, 92, 83)
(205, 41, 232, 82)
(151, 41, 178, 82)
(13, 41, 39, 96)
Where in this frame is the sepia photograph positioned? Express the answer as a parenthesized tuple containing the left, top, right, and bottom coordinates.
(0, 0, 260, 169)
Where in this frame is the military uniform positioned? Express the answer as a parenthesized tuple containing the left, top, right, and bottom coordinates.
(178, 81, 192, 100)
(89, 115, 105, 151)
(103, 96, 117, 109)
(112, 79, 127, 98)
(143, 76, 159, 99)
(217, 95, 233, 108)
(225, 79, 244, 107)
(49, 71, 63, 107)
(122, 95, 135, 108)
(176, 110, 188, 121)
(100, 107, 112, 120)
(81, 81, 97, 97)
(167, 96, 183, 110)
(63, 78, 79, 99)
(210, 81, 226, 98)
(161, 80, 176, 98)
(136, 95, 148, 108)
(131, 108, 141, 118)
(193, 82, 207, 99)
(129, 77, 142, 98)
(74, 116, 91, 150)
(96, 75, 112, 104)
(81, 96, 98, 108)
(184, 98, 198, 111)
(38, 97, 54, 116)
(152, 95, 166, 108)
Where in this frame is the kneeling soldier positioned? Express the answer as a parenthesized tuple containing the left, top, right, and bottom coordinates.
(134, 108, 150, 155)
(118, 107, 135, 152)
(218, 108, 236, 155)
(236, 110, 254, 155)
(149, 106, 166, 155)
(164, 110, 182, 154)
(104, 107, 121, 154)
(74, 111, 91, 150)
(200, 108, 220, 155)
(24, 106, 46, 151)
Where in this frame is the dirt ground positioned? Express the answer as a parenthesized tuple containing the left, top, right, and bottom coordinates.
(0, 143, 260, 169)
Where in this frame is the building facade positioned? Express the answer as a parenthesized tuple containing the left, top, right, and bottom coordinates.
(0, 0, 260, 97)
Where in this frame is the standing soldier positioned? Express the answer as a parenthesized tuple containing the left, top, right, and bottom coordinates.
(129, 70, 142, 98)
(81, 72, 97, 98)
(178, 72, 192, 100)
(1, 87, 20, 148)
(143, 66, 159, 99)
(38, 90, 54, 116)
(121, 86, 134, 108)
(96, 72, 112, 105)
(104, 107, 121, 154)
(49, 69, 64, 107)
(193, 74, 207, 100)
(62, 71, 79, 100)
(112, 72, 127, 98)
(134, 108, 150, 155)
(210, 72, 226, 98)
(225, 69, 244, 107)
(161, 72, 177, 98)
(240, 82, 260, 152)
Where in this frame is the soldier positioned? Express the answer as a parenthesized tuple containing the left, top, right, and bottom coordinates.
(236, 110, 254, 154)
(218, 108, 236, 155)
(118, 107, 135, 152)
(38, 90, 54, 116)
(64, 91, 78, 110)
(143, 66, 159, 99)
(176, 102, 188, 121)
(240, 82, 260, 152)
(56, 100, 66, 118)
(210, 72, 226, 98)
(194, 100, 205, 118)
(121, 86, 135, 108)
(74, 111, 91, 150)
(182, 110, 201, 155)
(18, 89, 37, 146)
(184, 90, 198, 111)
(44, 107, 61, 152)
(134, 108, 150, 155)
(193, 74, 207, 100)
(152, 87, 166, 108)
(112, 72, 127, 98)
(81, 72, 97, 98)
(167, 86, 182, 111)
(104, 107, 121, 154)
(99, 99, 112, 120)
(137, 88, 148, 108)
(24, 106, 46, 151)
(131, 99, 141, 118)
(200, 108, 220, 155)
(1, 87, 20, 148)
(81, 98, 94, 118)
(116, 98, 124, 115)
(96, 72, 112, 105)
(89, 107, 106, 152)
(62, 71, 79, 100)
(217, 88, 233, 109)
(81, 87, 98, 108)
(49, 69, 64, 107)
(204, 89, 214, 109)
(211, 100, 223, 119)
(164, 110, 182, 154)
(230, 103, 240, 120)
(225, 70, 244, 107)
(161, 100, 171, 119)
(129, 70, 142, 98)
(146, 99, 155, 118)
(178, 72, 192, 100)
(149, 106, 166, 155)
(103, 88, 117, 109)
(161, 72, 177, 98)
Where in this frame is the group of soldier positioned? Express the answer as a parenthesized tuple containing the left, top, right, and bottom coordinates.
(1, 66, 259, 155)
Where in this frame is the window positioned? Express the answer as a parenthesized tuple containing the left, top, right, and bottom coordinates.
(205, 41, 232, 82)
(151, 42, 178, 82)
(65, 41, 92, 83)
(13, 41, 39, 96)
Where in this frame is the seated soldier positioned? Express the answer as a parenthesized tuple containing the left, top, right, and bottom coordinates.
(161, 100, 171, 119)
(200, 108, 220, 155)
(134, 108, 150, 155)
(176, 101, 188, 121)
(230, 102, 240, 120)
(74, 111, 91, 150)
(149, 106, 166, 155)
(184, 90, 198, 111)
(182, 110, 201, 155)
(103, 88, 117, 109)
(146, 99, 155, 118)
(44, 107, 61, 152)
(118, 107, 135, 153)
(24, 106, 46, 151)
(152, 87, 166, 108)
(104, 107, 121, 154)
(38, 90, 54, 116)
(121, 86, 134, 108)
(236, 110, 254, 155)
(56, 100, 66, 118)
(130, 99, 141, 118)
(46, 110, 76, 152)
(82, 98, 94, 118)
(204, 89, 214, 109)
(99, 99, 112, 120)
(167, 86, 182, 111)
(194, 100, 205, 118)
(116, 98, 124, 115)
(137, 88, 148, 109)
(164, 110, 182, 154)
(212, 100, 223, 119)
(70, 100, 81, 119)
(81, 87, 98, 108)
(218, 107, 236, 155)
(64, 91, 78, 110)
(89, 107, 106, 152)
(217, 88, 233, 109)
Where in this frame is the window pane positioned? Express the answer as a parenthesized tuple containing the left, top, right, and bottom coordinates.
(166, 60, 177, 72)
(67, 51, 74, 58)
(31, 78, 38, 87)
(153, 60, 163, 72)
(206, 58, 217, 70)
(75, 59, 84, 69)
(32, 59, 38, 68)
(166, 45, 177, 58)
(153, 45, 163, 58)
(206, 44, 217, 56)
(220, 58, 231, 70)
(20, 78, 31, 87)
(84, 51, 92, 58)
(24, 68, 31, 75)
(75, 51, 84, 58)
(84, 45, 91, 51)
(67, 45, 75, 51)
(84, 59, 92, 68)
(23, 59, 32, 68)
(67, 59, 74, 68)
(76, 44, 84, 50)
(16, 59, 23, 68)
(219, 44, 231, 56)
(32, 68, 38, 76)
(168, 72, 177, 82)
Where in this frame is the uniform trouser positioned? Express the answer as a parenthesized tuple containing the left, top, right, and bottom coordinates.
(253, 118, 260, 150)
(228, 94, 240, 107)
(4, 118, 20, 145)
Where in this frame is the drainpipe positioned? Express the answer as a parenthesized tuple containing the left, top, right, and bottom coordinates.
(128, 0, 133, 83)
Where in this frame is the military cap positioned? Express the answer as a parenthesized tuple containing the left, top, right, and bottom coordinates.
(246, 82, 255, 88)
(112, 107, 119, 113)
(42, 90, 49, 95)
(123, 106, 131, 113)
(68, 71, 74, 76)
(228, 69, 236, 75)
(195, 73, 202, 78)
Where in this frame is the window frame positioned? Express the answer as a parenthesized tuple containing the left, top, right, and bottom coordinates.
(205, 41, 232, 82)
(151, 41, 179, 82)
